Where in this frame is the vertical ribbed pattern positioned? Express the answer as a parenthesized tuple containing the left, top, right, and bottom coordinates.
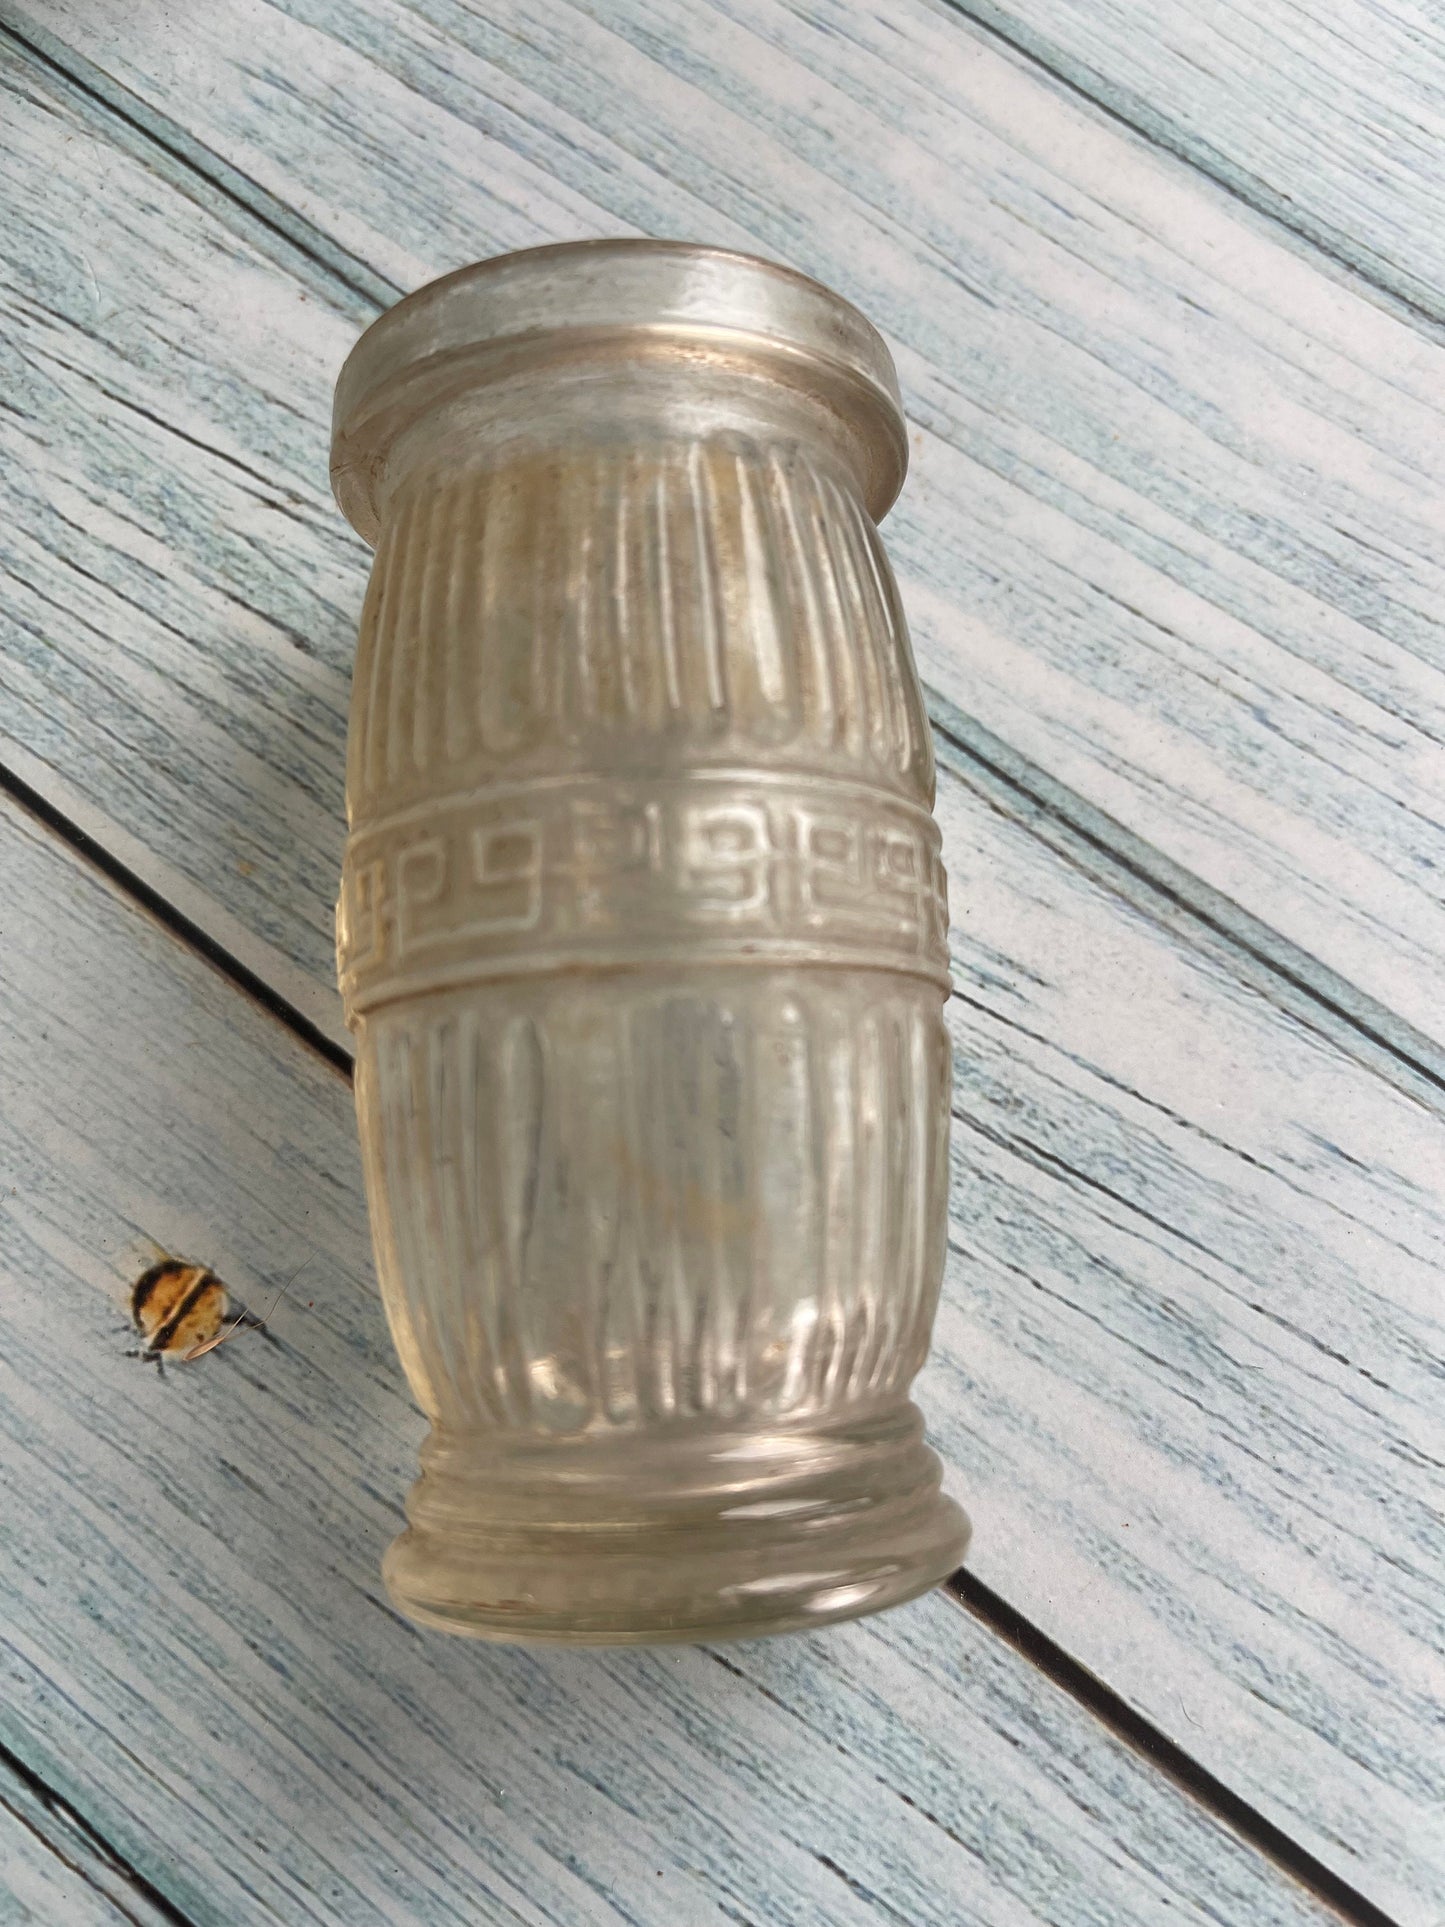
(348, 424, 953, 1453)
(346, 436, 933, 823)
(355, 975, 948, 1435)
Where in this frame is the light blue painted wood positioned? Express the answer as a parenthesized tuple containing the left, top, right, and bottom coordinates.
(931, 744, 1445, 1920)
(0, 1753, 175, 1927)
(3, 725, 1443, 1913)
(2, 7, 1444, 1917)
(8, 2, 1445, 1047)
(0, 791, 1345, 1927)
(945, 0, 1445, 329)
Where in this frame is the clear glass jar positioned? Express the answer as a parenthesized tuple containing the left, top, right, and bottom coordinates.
(332, 240, 968, 1642)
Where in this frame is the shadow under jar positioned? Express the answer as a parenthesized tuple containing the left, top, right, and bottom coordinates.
(331, 240, 969, 1643)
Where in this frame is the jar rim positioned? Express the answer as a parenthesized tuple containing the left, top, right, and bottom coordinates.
(331, 240, 907, 540)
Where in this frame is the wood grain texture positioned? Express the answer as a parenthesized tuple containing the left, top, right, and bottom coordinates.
(948, 0, 1445, 327)
(1, 1759, 176, 1927)
(5, 6, 1445, 1916)
(0, 791, 1348, 1927)
(9, 0, 1445, 1055)
(0, 34, 367, 1043)
(3, 705, 1443, 1917)
(933, 733, 1445, 1920)
(0, 1821, 147, 1927)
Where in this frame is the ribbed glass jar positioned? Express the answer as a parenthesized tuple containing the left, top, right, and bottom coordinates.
(331, 240, 968, 1643)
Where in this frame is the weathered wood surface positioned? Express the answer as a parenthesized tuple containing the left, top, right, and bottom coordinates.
(935, 725, 1445, 1919)
(0, 790, 1347, 1927)
(10, 0, 1445, 1059)
(0, 33, 367, 1042)
(2, 4, 1443, 1919)
(4, 586, 1443, 1919)
(0, 1753, 175, 1927)
(953, 0, 1445, 326)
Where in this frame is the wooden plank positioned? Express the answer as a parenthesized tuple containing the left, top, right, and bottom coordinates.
(0, 34, 366, 1045)
(0, 1753, 177, 1927)
(3, 20, 1444, 1915)
(0, 792, 1346, 1927)
(9, 0, 1445, 1057)
(947, 0, 1445, 328)
(4, 718, 1442, 1917)
(0, 1819, 149, 1927)
(932, 734, 1445, 1921)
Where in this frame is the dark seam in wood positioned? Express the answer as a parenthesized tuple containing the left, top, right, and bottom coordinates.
(1, 14, 1435, 1919)
(0, 21, 396, 313)
(0, 1735, 199, 1927)
(2, 749, 1426, 1919)
(929, 704, 1445, 1110)
(146, 1271, 219, 1357)
(933, 0, 1445, 341)
(10, 5, 1445, 1108)
(949, 1099, 1234, 1271)
(0, 760, 354, 1081)
(943, 1570, 1402, 1927)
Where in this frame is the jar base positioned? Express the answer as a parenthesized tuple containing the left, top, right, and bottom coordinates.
(382, 1405, 970, 1646)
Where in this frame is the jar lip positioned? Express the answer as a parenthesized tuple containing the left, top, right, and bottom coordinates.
(331, 240, 907, 538)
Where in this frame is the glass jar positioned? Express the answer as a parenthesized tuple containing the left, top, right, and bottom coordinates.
(332, 240, 968, 1642)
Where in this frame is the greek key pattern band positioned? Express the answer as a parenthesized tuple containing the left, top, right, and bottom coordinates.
(338, 771, 950, 1010)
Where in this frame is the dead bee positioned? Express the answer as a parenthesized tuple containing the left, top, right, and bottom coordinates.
(126, 1257, 299, 1374)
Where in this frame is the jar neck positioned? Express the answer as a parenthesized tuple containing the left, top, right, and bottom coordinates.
(357, 342, 904, 536)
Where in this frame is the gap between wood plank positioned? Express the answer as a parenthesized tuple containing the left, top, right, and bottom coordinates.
(926, 696, 1445, 1114)
(0, 760, 352, 1079)
(0, 755, 1411, 1927)
(0, 1736, 198, 1927)
(944, 1573, 1399, 1927)
(0, 19, 398, 313)
(0, 26, 1436, 1911)
(9, 13, 1445, 1118)
(933, 0, 1445, 340)
(21, 2, 1438, 346)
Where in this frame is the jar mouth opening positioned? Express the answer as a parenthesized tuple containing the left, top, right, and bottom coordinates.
(331, 240, 907, 540)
